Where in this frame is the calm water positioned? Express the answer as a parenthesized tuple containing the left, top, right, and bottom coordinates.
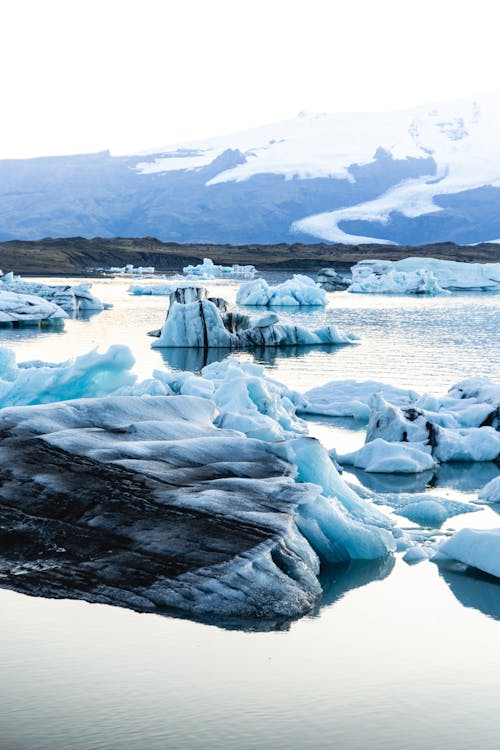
(0, 274, 499, 750)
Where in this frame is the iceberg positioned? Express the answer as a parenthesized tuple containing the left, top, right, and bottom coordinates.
(182, 257, 256, 279)
(336, 439, 436, 474)
(478, 476, 500, 503)
(151, 288, 357, 349)
(236, 275, 327, 306)
(299, 380, 419, 420)
(0, 290, 68, 325)
(349, 257, 500, 294)
(0, 273, 106, 313)
(317, 268, 350, 292)
(437, 528, 500, 579)
(105, 264, 155, 275)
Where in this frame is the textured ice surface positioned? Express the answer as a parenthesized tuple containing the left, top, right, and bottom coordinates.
(151, 295, 357, 349)
(337, 438, 436, 474)
(236, 275, 327, 306)
(0, 290, 68, 324)
(437, 528, 500, 579)
(300, 380, 419, 420)
(0, 345, 136, 406)
(349, 258, 500, 293)
(478, 476, 500, 503)
(0, 274, 105, 312)
(182, 258, 256, 279)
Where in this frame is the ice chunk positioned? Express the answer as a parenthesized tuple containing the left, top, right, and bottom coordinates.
(182, 258, 256, 279)
(437, 528, 500, 579)
(0, 275, 106, 313)
(316, 268, 350, 291)
(478, 476, 500, 503)
(337, 438, 436, 474)
(0, 290, 68, 324)
(236, 275, 327, 306)
(300, 380, 419, 420)
(0, 345, 136, 406)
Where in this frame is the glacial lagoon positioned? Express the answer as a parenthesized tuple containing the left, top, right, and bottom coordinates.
(0, 272, 499, 750)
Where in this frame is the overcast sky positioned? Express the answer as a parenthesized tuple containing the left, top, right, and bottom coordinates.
(1, 0, 499, 159)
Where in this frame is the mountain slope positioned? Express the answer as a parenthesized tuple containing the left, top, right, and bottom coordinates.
(2, 93, 500, 245)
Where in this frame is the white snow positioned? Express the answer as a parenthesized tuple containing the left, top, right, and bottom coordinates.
(132, 92, 500, 244)
(349, 258, 500, 293)
(236, 275, 327, 307)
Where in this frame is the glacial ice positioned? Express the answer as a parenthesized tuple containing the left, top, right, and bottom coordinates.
(299, 380, 419, 420)
(336, 438, 436, 474)
(437, 528, 500, 579)
(478, 476, 500, 503)
(316, 268, 350, 292)
(0, 290, 68, 324)
(151, 289, 357, 349)
(349, 258, 500, 293)
(0, 345, 136, 406)
(0, 273, 105, 313)
(236, 275, 327, 306)
(182, 257, 256, 279)
(106, 264, 155, 275)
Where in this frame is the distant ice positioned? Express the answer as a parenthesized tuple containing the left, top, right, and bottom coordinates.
(182, 258, 256, 280)
(236, 275, 327, 307)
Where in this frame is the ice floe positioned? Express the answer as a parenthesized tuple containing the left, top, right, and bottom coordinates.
(236, 275, 327, 306)
(182, 257, 256, 279)
(300, 380, 419, 421)
(0, 290, 68, 325)
(437, 528, 500, 579)
(316, 268, 351, 292)
(478, 476, 500, 504)
(0, 272, 106, 313)
(349, 257, 500, 294)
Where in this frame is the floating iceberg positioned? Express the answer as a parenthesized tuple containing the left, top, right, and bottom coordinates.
(105, 264, 155, 275)
(0, 290, 68, 325)
(317, 268, 350, 292)
(478, 476, 500, 503)
(336, 439, 436, 474)
(182, 257, 256, 279)
(236, 275, 327, 306)
(129, 283, 184, 296)
(349, 257, 500, 294)
(299, 380, 419, 420)
(151, 287, 357, 349)
(0, 273, 106, 313)
(437, 528, 500, 579)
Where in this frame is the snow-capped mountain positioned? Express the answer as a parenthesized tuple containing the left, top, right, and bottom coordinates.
(2, 92, 500, 245)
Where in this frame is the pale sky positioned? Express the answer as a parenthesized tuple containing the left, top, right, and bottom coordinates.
(1, 0, 500, 159)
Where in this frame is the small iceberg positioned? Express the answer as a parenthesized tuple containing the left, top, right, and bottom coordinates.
(437, 528, 500, 580)
(0, 272, 106, 313)
(0, 290, 68, 326)
(151, 287, 357, 349)
(236, 275, 327, 306)
(317, 268, 350, 292)
(182, 257, 256, 280)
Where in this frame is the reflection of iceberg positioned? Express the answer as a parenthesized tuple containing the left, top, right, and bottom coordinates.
(315, 556, 395, 612)
(436, 462, 500, 493)
(345, 467, 436, 494)
(157, 346, 233, 373)
(440, 567, 500, 621)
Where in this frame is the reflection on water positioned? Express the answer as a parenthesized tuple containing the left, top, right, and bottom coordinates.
(315, 556, 395, 613)
(158, 343, 348, 373)
(346, 466, 436, 494)
(440, 566, 500, 621)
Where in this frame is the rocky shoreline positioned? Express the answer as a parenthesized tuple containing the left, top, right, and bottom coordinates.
(1, 236, 500, 275)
